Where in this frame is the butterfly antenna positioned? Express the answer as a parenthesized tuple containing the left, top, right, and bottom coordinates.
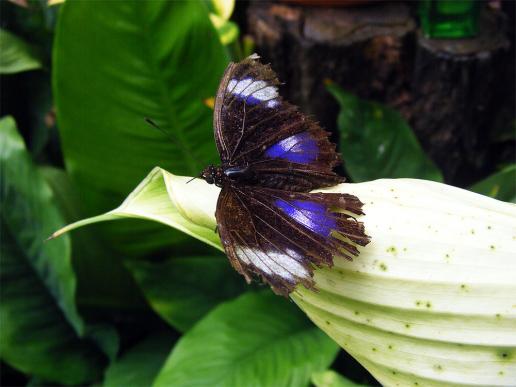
(145, 117, 201, 159)
(144, 117, 203, 163)
(144, 117, 179, 145)
(144, 117, 206, 183)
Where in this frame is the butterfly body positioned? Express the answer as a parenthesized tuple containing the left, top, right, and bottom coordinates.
(202, 54, 370, 296)
(201, 164, 255, 187)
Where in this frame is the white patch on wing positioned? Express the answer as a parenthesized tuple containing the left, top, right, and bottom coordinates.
(227, 78, 279, 108)
(271, 250, 309, 279)
(235, 246, 252, 265)
(267, 99, 279, 108)
(252, 84, 277, 100)
(235, 246, 309, 281)
(227, 79, 237, 92)
(228, 78, 252, 95)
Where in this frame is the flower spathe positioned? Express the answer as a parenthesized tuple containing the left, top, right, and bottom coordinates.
(52, 167, 516, 386)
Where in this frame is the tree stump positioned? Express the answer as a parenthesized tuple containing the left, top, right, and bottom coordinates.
(410, 9, 511, 185)
(248, 2, 512, 185)
(248, 2, 415, 135)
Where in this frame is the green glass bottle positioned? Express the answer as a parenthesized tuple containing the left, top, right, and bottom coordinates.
(419, 0, 481, 39)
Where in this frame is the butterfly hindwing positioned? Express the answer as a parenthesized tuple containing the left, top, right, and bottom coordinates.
(216, 185, 369, 296)
(214, 54, 343, 191)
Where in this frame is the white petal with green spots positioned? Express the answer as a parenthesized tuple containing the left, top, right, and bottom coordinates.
(52, 168, 516, 387)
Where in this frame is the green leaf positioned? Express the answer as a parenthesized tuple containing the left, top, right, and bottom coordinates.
(53, 0, 228, 253)
(206, 0, 238, 45)
(154, 292, 339, 387)
(0, 116, 107, 384)
(210, 14, 240, 45)
(41, 166, 147, 309)
(52, 167, 516, 386)
(470, 164, 516, 203)
(327, 84, 443, 182)
(0, 116, 81, 333)
(21, 73, 55, 158)
(311, 370, 365, 387)
(208, 0, 235, 20)
(85, 324, 119, 363)
(0, 29, 42, 74)
(103, 333, 175, 387)
(124, 255, 247, 332)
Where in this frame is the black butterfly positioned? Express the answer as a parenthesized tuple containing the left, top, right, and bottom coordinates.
(201, 54, 370, 296)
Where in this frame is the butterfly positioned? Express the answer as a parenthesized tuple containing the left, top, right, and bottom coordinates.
(201, 54, 370, 296)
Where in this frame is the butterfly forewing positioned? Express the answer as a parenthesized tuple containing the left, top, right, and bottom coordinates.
(211, 54, 370, 295)
(214, 54, 343, 191)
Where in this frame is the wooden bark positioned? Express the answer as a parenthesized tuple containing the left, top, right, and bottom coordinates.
(248, 2, 512, 185)
(410, 10, 511, 185)
(248, 2, 414, 133)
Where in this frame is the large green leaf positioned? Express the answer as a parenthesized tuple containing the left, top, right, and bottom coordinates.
(52, 168, 516, 386)
(327, 84, 443, 182)
(0, 29, 42, 74)
(124, 255, 247, 332)
(311, 370, 365, 387)
(0, 116, 107, 384)
(103, 333, 175, 387)
(44, 166, 229, 316)
(470, 164, 516, 203)
(41, 166, 147, 309)
(154, 292, 339, 387)
(53, 0, 228, 253)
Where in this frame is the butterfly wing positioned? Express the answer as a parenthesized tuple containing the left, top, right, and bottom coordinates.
(216, 184, 369, 296)
(214, 54, 344, 191)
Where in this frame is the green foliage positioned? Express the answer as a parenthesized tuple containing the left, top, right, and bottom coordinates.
(327, 84, 443, 182)
(208, 0, 235, 20)
(54, 0, 227, 215)
(312, 370, 365, 387)
(3, 0, 513, 385)
(0, 116, 81, 333)
(0, 1, 59, 159)
(0, 117, 107, 384)
(212, 16, 240, 46)
(40, 166, 147, 309)
(470, 164, 516, 203)
(53, 0, 229, 265)
(154, 292, 339, 387)
(103, 333, 175, 387)
(124, 255, 247, 332)
(46, 168, 247, 331)
(52, 0, 230, 307)
(0, 29, 42, 74)
(50, 166, 516, 387)
(50, 168, 223, 251)
(207, 0, 239, 45)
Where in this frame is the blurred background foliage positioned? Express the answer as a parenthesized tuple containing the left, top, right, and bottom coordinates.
(0, 0, 514, 386)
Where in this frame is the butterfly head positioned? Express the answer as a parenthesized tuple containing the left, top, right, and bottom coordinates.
(200, 164, 224, 187)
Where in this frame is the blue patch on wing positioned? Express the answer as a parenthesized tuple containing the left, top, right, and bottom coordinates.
(265, 133, 318, 164)
(275, 199, 336, 237)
